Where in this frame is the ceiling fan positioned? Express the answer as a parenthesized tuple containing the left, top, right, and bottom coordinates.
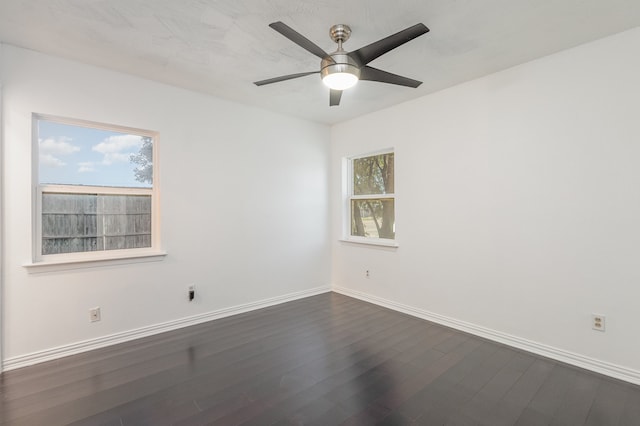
(254, 21, 430, 106)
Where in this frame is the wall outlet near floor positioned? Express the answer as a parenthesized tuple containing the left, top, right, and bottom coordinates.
(89, 307, 101, 322)
(365, 270, 370, 278)
(189, 285, 195, 302)
(592, 314, 605, 332)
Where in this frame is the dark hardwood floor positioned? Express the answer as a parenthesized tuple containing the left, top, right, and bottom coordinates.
(1, 292, 639, 425)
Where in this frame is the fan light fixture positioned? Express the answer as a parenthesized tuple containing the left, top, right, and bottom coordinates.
(321, 54, 361, 90)
(322, 70, 359, 90)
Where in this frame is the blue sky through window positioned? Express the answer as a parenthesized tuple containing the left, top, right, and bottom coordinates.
(37, 119, 152, 188)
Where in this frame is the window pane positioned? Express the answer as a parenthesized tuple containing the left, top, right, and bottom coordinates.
(351, 199, 395, 239)
(37, 119, 153, 188)
(42, 192, 151, 255)
(353, 153, 394, 195)
(42, 193, 98, 254)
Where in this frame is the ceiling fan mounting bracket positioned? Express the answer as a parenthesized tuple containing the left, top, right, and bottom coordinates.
(329, 24, 352, 45)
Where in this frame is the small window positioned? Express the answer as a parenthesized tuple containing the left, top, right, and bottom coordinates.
(33, 114, 159, 262)
(347, 151, 395, 242)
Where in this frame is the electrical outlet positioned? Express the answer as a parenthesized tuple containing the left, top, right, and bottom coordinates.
(189, 285, 195, 302)
(365, 270, 370, 278)
(592, 314, 605, 332)
(89, 307, 101, 322)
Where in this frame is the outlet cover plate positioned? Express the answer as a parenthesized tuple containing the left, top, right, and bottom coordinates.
(90, 307, 101, 322)
(592, 314, 605, 332)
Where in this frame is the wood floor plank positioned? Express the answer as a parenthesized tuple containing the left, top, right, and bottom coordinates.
(448, 351, 536, 424)
(483, 358, 556, 426)
(392, 341, 505, 423)
(522, 363, 578, 420)
(584, 378, 628, 426)
(550, 372, 600, 426)
(619, 384, 640, 426)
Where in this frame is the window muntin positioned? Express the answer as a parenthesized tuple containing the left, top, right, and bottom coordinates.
(349, 151, 395, 240)
(34, 115, 159, 261)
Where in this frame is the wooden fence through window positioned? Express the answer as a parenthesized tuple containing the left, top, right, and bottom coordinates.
(41, 193, 151, 255)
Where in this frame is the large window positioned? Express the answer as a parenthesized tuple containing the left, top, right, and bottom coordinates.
(347, 150, 395, 242)
(33, 114, 159, 263)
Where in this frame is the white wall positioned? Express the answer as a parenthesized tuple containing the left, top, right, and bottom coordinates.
(0, 45, 330, 363)
(331, 27, 640, 380)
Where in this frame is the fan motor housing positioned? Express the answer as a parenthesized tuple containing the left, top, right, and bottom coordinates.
(320, 52, 361, 80)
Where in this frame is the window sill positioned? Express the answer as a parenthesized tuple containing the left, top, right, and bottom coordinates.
(23, 250, 167, 273)
(339, 238, 399, 248)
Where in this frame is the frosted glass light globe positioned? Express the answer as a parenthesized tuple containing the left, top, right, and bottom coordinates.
(322, 72, 359, 90)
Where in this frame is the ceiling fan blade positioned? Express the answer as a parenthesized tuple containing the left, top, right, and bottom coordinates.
(254, 71, 318, 86)
(329, 89, 342, 106)
(359, 66, 422, 88)
(349, 23, 429, 66)
(269, 21, 330, 60)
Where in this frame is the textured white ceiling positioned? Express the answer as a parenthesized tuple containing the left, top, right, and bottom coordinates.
(1, 0, 639, 124)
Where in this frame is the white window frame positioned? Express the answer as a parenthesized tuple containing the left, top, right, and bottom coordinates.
(27, 114, 164, 269)
(342, 148, 398, 247)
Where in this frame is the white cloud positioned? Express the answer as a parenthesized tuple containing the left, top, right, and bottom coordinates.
(39, 137, 80, 155)
(39, 137, 80, 168)
(40, 154, 67, 167)
(93, 134, 142, 165)
(101, 152, 132, 165)
(77, 161, 96, 173)
(93, 135, 142, 154)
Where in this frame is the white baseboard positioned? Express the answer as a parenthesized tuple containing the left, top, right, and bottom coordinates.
(2, 285, 331, 372)
(333, 285, 640, 386)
